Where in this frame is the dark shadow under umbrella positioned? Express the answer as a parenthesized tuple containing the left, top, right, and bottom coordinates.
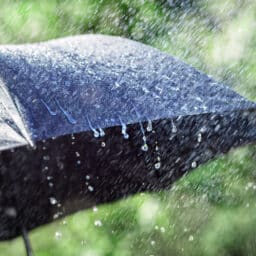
(0, 35, 255, 254)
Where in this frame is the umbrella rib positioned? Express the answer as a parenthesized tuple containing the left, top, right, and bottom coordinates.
(0, 79, 34, 147)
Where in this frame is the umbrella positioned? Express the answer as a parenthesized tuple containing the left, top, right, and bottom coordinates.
(0, 34, 256, 244)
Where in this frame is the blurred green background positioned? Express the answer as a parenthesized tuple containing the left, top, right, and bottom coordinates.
(0, 0, 256, 255)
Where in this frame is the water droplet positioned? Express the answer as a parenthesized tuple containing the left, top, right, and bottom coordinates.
(53, 211, 63, 219)
(191, 161, 197, 168)
(41, 99, 57, 116)
(154, 162, 161, 170)
(99, 128, 105, 137)
(87, 117, 99, 137)
(119, 118, 129, 139)
(101, 142, 106, 147)
(5, 207, 17, 218)
(150, 240, 156, 246)
(94, 220, 102, 227)
(133, 107, 149, 151)
(43, 155, 50, 161)
(141, 143, 149, 152)
(93, 206, 98, 212)
(171, 120, 177, 133)
(114, 81, 120, 88)
(93, 129, 100, 138)
(88, 185, 94, 192)
(214, 124, 221, 132)
(188, 235, 194, 242)
(81, 240, 87, 246)
(42, 166, 49, 171)
(55, 98, 77, 124)
(86, 175, 90, 180)
(55, 231, 62, 240)
(160, 227, 165, 233)
(197, 133, 202, 142)
(247, 182, 253, 188)
(146, 120, 153, 132)
(75, 151, 80, 157)
(49, 197, 57, 205)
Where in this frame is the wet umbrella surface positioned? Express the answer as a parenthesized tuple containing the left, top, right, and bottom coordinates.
(0, 34, 256, 245)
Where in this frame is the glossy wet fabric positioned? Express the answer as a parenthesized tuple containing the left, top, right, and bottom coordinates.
(0, 34, 255, 148)
(0, 35, 256, 240)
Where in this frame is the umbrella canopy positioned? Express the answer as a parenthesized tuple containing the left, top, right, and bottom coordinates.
(0, 34, 256, 240)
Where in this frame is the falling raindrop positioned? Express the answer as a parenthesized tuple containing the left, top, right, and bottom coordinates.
(150, 240, 156, 246)
(43, 155, 50, 161)
(160, 227, 166, 233)
(119, 117, 129, 139)
(94, 220, 102, 227)
(191, 161, 197, 168)
(188, 235, 194, 242)
(171, 120, 177, 133)
(81, 240, 87, 246)
(88, 185, 94, 192)
(140, 129, 148, 152)
(55, 231, 62, 240)
(42, 166, 49, 171)
(101, 142, 106, 147)
(93, 206, 98, 212)
(133, 106, 149, 151)
(197, 133, 202, 142)
(49, 197, 57, 205)
(86, 175, 90, 180)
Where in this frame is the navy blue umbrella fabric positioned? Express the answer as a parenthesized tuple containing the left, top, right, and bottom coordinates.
(0, 35, 255, 240)
(0, 34, 255, 148)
